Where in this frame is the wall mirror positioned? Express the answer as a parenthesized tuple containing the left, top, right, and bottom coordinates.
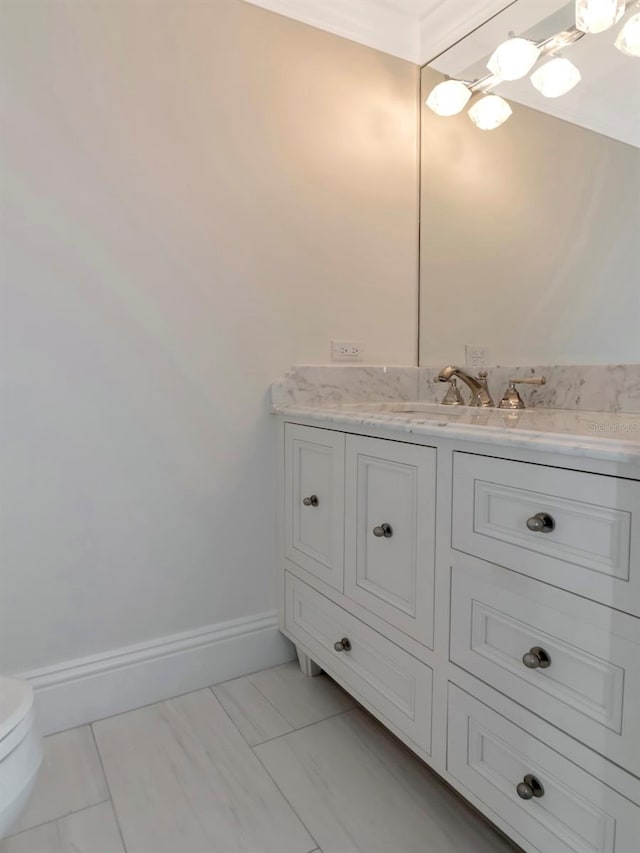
(419, 0, 640, 367)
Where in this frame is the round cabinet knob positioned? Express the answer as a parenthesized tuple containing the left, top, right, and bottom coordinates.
(302, 495, 319, 507)
(522, 646, 551, 669)
(373, 523, 393, 539)
(334, 637, 352, 652)
(526, 513, 555, 533)
(516, 774, 545, 800)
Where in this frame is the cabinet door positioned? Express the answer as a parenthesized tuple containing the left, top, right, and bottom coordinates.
(345, 436, 436, 647)
(285, 424, 345, 591)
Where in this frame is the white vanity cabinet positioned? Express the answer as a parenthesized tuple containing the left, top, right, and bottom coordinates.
(277, 417, 640, 853)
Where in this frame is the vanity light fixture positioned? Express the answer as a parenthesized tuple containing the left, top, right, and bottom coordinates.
(615, 10, 640, 54)
(425, 79, 472, 116)
(487, 36, 540, 80)
(426, 5, 637, 131)
(468, 95, 513, 130)
(530, 57, 582, 97)
(575, 0, 626, 34)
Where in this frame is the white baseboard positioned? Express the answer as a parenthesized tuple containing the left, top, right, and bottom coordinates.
(20, 612, 295, 735)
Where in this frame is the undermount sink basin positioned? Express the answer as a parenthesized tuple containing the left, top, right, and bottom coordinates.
(337, 402, 463, 419)
(386, 403, 461, 415)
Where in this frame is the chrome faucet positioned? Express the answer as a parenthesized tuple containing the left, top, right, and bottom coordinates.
(436, 366, 494, 407)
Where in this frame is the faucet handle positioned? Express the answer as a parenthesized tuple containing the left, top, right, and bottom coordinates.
(510, 376, 547, 386)
(475, 370, 494, 408)
(498, 376, 546, 410)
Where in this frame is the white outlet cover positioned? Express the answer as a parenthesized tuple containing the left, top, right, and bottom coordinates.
(331, 340, 365, 362)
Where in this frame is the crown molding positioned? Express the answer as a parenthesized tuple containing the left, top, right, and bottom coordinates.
(243, 0, 421, 62)
(242, 0, 513, 65)
(417, 1, 515, 64)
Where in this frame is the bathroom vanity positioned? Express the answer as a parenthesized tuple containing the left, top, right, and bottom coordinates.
(274, 393, 640, 853)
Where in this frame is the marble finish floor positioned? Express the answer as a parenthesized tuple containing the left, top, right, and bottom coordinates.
(2, 663, 520, 853)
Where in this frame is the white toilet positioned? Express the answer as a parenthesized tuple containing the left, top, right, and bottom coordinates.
(0, 677, 42, 839)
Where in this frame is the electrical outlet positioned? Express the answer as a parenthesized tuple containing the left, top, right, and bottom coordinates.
(331, 340, 365, 362)
(465, 345, 489, 370)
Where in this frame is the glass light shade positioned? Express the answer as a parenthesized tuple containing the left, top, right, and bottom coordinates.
(575, 0, 626, 34)
(468, 95, 513, 130)
(425, 80, 472, 116)
(487, 38, 540, 80)
(615, 11, 640, 55)
(530, 58, 582, 97)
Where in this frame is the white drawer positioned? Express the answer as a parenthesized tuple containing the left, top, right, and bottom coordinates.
(285, 424, 345, 591)
(345, 435, 436, 647)
(285, 572, 432, 754)
(452, 452, 640, 616)
(447, 685, 640, 853)
(450, 555, 640, 775)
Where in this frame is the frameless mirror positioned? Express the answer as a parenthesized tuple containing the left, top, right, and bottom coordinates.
(419, 0, 640, 367)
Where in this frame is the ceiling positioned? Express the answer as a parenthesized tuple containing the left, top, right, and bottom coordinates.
(244, 0, 639, 148)
(242, 0, 514, 64)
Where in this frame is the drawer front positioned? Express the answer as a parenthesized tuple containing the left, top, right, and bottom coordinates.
(285, 424, 345, 591)
(345, 436, 436, 647)
(285, 572, 432, 753)
(450, 556, 640, 775)
(452, 452, 640, 615)
(448, 685, 640, 853)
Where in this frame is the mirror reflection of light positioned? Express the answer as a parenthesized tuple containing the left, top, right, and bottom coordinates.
(468, 95, 513, 130)
(425, 80, 472, 117)
(616, 11, 640, 55)
(575, 0, 626, 34)
(531, 58, 582, 98)
(487, 37, 540, 80)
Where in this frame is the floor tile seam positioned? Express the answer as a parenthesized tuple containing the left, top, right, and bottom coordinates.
(249, 707, 357, 748)
(43, 663, 297, 734)
(212, 689, 320, 853)
(250, 745, 321, 853)
(89, 724, 129, 853)
(71, 663, 296, 731)
(83, 683, 226, 729)
(211, 679, 294, 735)
(244, 672, 302, 730)
(2, 799, 112, 842)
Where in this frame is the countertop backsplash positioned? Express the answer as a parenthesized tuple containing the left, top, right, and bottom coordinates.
(271, 366, 420, 409)
(272, 364, 640, 414)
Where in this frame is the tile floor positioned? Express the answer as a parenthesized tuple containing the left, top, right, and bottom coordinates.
(2, 662, 520, 853)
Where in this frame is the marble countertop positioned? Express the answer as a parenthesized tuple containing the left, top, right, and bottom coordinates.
(273, 401, 640, 464)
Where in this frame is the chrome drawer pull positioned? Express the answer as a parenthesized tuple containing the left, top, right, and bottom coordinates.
(302, 495, 319, 507)
(522, 646, 551, 670)
(373, 523, 393, 539)
(334, 637, 352, 652)
(526, 512, 555, 533)
(516, 774, 545, 800)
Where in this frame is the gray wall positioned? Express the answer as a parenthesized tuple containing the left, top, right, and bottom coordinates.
(0, 0, 419, 672)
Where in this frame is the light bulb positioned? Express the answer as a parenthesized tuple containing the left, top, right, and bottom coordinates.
(575, 0, 626, 34)
(530, 58, 582, 97)
(487, 37, 540, 80)
(615, 11, 640, 55)
(425, 80, 472, 117)
(468, 95, 513, 130)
